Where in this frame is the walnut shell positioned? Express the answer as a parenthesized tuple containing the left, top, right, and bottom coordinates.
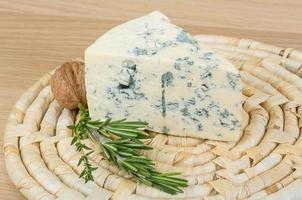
(50, 61, 87, 110)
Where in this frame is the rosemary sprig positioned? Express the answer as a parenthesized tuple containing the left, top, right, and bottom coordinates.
(68, 104, 188, 195)
(68, 123, 97, 183)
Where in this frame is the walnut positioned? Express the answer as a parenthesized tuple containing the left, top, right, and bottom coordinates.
(50, 61, 87, 110)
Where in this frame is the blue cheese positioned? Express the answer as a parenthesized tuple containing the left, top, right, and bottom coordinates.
(85, 11, 242, 141)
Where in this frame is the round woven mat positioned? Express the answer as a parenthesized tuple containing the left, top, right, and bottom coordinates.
(4, 35, 302, 200)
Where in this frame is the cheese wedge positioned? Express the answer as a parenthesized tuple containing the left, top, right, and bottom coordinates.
(85, 11, 242, 141)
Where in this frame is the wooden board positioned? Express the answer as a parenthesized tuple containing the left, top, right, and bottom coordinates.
(0, 0, 301, 199)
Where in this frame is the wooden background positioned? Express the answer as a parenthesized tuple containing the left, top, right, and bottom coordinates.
(0, 0, 302, 199)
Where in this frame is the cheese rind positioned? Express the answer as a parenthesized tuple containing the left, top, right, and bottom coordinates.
(85, 11, 242, 141)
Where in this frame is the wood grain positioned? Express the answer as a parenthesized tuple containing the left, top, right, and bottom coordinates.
(0, 0, 301, 199)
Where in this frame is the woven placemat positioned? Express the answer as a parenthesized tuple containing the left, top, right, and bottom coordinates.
(3, 35, 302, 200)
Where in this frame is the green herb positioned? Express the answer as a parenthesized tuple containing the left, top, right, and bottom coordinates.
(68, 104, 188, 195)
